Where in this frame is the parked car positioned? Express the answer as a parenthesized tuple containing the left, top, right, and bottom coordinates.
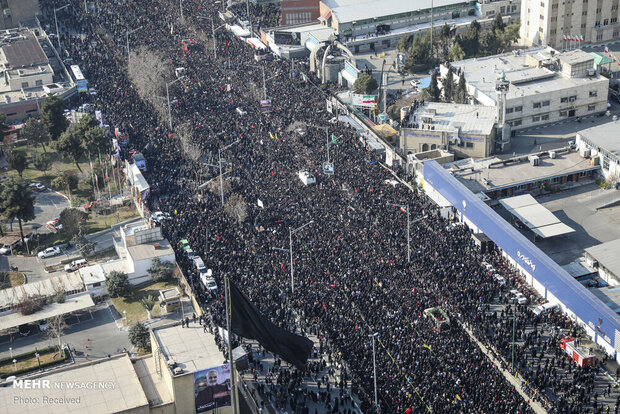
(64, 259, 88, 272)
(492, 273, 506, 285)
(18, 324, 31, 337)
(0, 244, 10, 255)
(185, 248, 195, 260)
(46, 220, 63, 232)
(38, 246, 62, 259)
(38, 320, 49, 332)
(83, 200, 99, 211)
(152, 211, 171, 224)
(204, 278, 218, 292)
(29, 182, 46, 192)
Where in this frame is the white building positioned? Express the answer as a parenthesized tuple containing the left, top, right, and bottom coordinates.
(576, 121, 620, 186)
(521, 0, 620, 48)
(441, 48, 609, 133)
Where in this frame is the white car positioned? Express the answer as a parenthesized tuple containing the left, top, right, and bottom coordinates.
(152, 211, 171, 224)
(205, 278, 218, 291)
(410, 79, 421, 87)
(29, 182, 46, 192)
(38, 247, 62, 259)
(492, 273, 506, 285)
(0, 244, 10, 255)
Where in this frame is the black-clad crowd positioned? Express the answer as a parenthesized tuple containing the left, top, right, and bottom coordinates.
(40, 0, 619, 412)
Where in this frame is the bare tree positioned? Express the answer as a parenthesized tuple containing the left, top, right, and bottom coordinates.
(46, 315, 68, 357)
(127, 46, 172, 119)
(224, 193, 248, 224)
(206, 176, 231, 195)
(176, 121, 202, 163)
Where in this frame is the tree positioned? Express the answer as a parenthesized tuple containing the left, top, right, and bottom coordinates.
(480, 31, 500, 56)
(0, 112, 7, 139)
(397, 34, 412, 52)
(0, 177, 35, 251)
(60, 208, 87, 239)
(75, 114, 99, 138)
(456, 74, 468, 104)
(128, 322, 151, 351)
(46, 315, 68, 357)
(83, 126, 109, 157)
(73, 228, 96, 258)
(140, 295, 156, 320)
(353, 73, 378, 94)
(41, 96, 69, 141)
(224, 192, 248, 224)
(33, 153, 52, 175)
(427, 72, 441, 102)
(498, 20, 521, 50)
(443, 69, 455, 102)
(51, 171, 79, 194)
(128, 46, 172, 119)
(492, 13, 506, 33)
(448, 43, 465, 62)
(55, 126, 84, 172)
(147, 257, 174, 282)
(21, 119, 51, 153)
(9, 151, 28, 178)
(105, 270, 132, 298)
(462, 20, 481, 57)
(405, 32, 431, 71)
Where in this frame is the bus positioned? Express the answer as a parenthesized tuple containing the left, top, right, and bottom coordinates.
(70, 65, 88, 93)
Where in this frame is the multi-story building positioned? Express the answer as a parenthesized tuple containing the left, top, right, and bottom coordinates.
(0, 0, 39, 30)
(478, 0, 521, 18)
(281, 0, 320, 25)
(521, 0, 620, 48)
(441, 48, 609, 133)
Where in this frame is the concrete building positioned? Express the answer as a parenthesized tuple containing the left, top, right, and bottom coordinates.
(281, 0, 320, 26)
(0, 0, 40, 30)
(585, 239, 620, 285)
(399, 102, 497, 159)
(576, 122, 620, 187)
(520, 0, 620, 48)
(446, 147, 599, 200)
(441, 48, 609, 133)
(0, 28, 74, 122)
(478, 0, 520, 18)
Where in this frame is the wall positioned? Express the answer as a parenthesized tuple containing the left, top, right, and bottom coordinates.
(576, 133, 620, 183)
(479, 0, 520, 17)
(131, 254, 175, 284)
(0, 0, 40, 30)
(281, 0, 320, 26)
(401, 128, 493, 158)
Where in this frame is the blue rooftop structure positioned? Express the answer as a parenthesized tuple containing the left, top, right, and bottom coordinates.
(423, 160, 620, 357)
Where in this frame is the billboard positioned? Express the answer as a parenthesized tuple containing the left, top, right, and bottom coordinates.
(273, 31, 301, 46)
(194, 364, 231, 413)
(351, 94, 376, 108)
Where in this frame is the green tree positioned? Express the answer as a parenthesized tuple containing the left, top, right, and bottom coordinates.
(448, 43, 465, 62)
(51, 171, 79, 194)
(462, 20, 481, 56)
(40, 96, 69, 141)
(140, 295, 157, 320)
(499, 20, 521, 50)
(9, 151, 28, 178)
(353, 73, 378, 94)
(492, 13, 506, 33)
(105, 270, 132, 298)
(147, 257, 174, 282)
(55, 126, 84, 172)
(83, 126, 109, 156)
(397, 34, 412, 52)
(443, 69, 455, 102)
(405, 32, 431, 71)
(427, 72, 441, 102)
(480, 30, 500, 56)
(0, 178, 35, 252)
(21, 119, 51, 153)
(128, 322, 151, 350)
(0, 112, 7, 139)
(75, 114, 99, 137)
(73, 228, 96, 258)
(456, 74, 468, 104)
(33, 153, 52, 175)
(60, 208, 87, 239)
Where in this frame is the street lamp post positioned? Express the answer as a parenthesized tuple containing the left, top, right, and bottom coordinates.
(9, 347, 12, 358)
(388, 204, 426, 263)
(126, 26, 143, 69)
(196, 16, 226, 60)
(512, 306, 516, 374)
(218, 139, 241, 205)
(165, 78, 183, 131)
(54, 4, 70, 53)
(13, 359, 17, 371)
(369, 332, 379, 412)
(289, 221, 313, 294)
(35, 353, 41, 370)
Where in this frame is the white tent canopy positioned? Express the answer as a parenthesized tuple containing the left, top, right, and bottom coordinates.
(500, 194, 575, 239)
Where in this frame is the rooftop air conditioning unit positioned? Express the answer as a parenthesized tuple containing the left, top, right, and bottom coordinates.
(586, 258, 599, 268)
(549, 151, 556, 159)
(173, 367, 184, 375)
(580, 148, 591, 158)
(529, 156, 540, 166)
(587, 68, 596, 77)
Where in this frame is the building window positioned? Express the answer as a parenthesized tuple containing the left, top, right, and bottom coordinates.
(561, 97, 568, 103)
(466, 142, 474, 148)
(26, 109, 38, 114)
(560, 110, 567, 116)
(92, 282, 101, 287)
(604, 19, 609, 25)
(541, 114, 550, 120)
(500, 6, 506, 13)
(542, 100, 550, 106)
(583, 10, 588, 16)
(613, 18, 619, 24)
(569, 95, 577, 102)
(6, 112, 16, 116)
(582, 23, 587, 28)
(35, 80, 43, 86)
(510, 119, 522, 127)
(589, 90, 598, 97)
(603, 157, 610, 170)
(533, 116, 541, 122)
(21, 82, 28, 88)
(588, 104, 596, 111)
(515, 106, 523, 112)
(506, 107, 514, 113)
(597, 33, 603, 41)
(533, 102, 542, 108)
(552, 177, 561, 183)
(614, 30, 620, 38)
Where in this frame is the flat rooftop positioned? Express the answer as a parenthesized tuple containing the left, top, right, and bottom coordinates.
(578, 122, 620, 157)
(585, 238, 620, 278)
(448, 151, 599, 193)
(0, 354, 149, 414)
(404, 102, 497, 136)
(558, 49, 594, 66)
(152, 323, 224, 374)
(1, 37, 47, 68)
(449, 48, 607, 105)
(127, 240, 174, 262)
(322, 0, 467, 24)
(0, 273, 84, 310)
(591, 285, 620, 314)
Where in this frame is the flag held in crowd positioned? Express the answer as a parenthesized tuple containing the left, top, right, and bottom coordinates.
(228, 281, 313, 369)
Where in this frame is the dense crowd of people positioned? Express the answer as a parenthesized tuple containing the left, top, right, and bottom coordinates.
(40, 1, 619, 412)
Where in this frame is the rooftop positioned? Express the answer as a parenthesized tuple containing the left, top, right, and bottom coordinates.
(0, 354, 149, 414)
(558, 49, 594, 66)
(322, 0, 467, 24)
(448, 150, 599, 193)
(152, 322, 224, 374)
(127, 240, 174, 262)
(403, 102, 497, 136)
(1, 37, 47, 68)
(448, 47, 607, 105)
(0, 273, 84, 311)
(585, 238, 620, 278)
(577, 122, 620, 157)
(78, 260, 127, 285)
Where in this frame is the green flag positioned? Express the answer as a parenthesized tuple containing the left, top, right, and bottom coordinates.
(331, 133, 338, 144)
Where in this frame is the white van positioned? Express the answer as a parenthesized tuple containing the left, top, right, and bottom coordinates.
(533, 302, 558, 316)
(193, 257, 207, 274)
(64, 259, 88, 272)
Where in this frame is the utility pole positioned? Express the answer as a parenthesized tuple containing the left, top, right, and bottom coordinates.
(179, 0, 183, 21)
(262, 66, 267, 100)
(287, 221, 313, 294)
(54, 4, 70, 53)
(512, 307, 516, 374)
(370, 332, 379, 412)
(430, 0, 434, 61)
(212, 18, 217, 60)
(126, 26, 143, 69)
(224, 276, 239, 414)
